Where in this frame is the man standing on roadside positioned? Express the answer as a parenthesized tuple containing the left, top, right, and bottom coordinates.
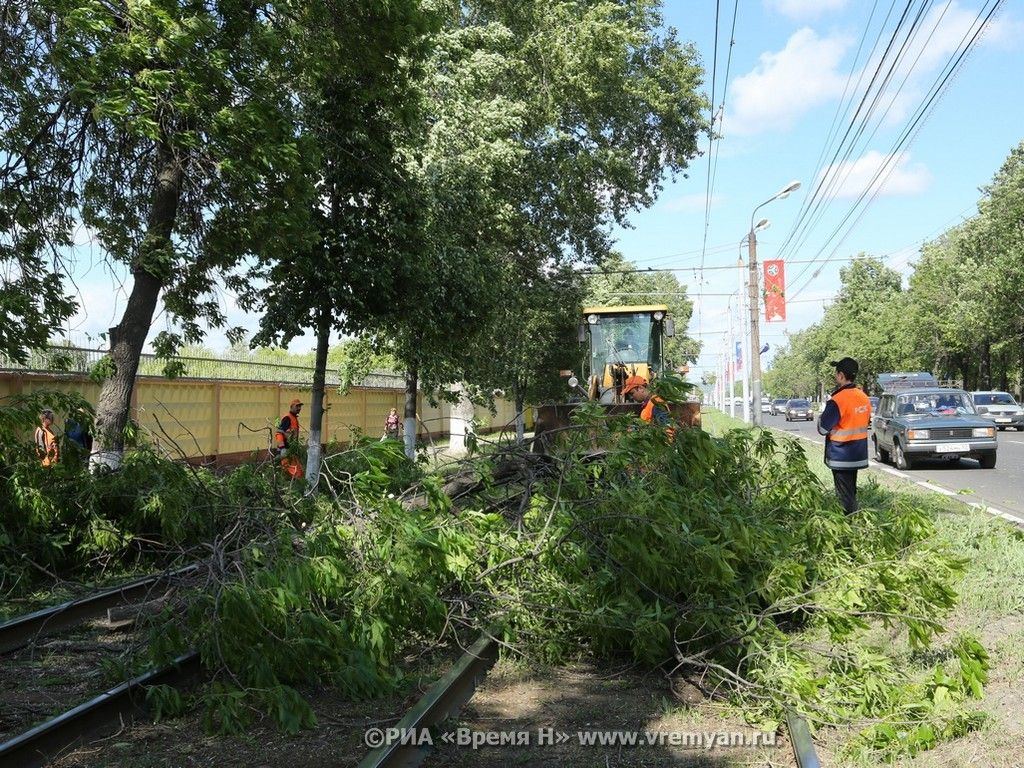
(817, 357, 871, 514)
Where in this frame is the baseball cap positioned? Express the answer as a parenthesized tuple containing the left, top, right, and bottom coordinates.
(621, 375, 648, 397)
(289, 398, 303, 407)
(830, 357, 859, 378)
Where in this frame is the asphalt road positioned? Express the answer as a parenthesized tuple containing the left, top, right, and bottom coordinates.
(761, 411, 1024, 523)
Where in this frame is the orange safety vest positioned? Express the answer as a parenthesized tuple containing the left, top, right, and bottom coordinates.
(275, 412, 299, 449)
(34, 426, 59, 467)
(640, 396, 675, 440)
(825, 386, 871, 470)
(828, 387, 871, 442)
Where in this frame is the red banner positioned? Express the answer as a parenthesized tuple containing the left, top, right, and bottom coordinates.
(763, 259, 786, 322)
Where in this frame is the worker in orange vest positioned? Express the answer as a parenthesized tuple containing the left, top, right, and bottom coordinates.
(621, 375, 674, 434)
(817, 357, 871, 513)
(273, 398, 304, 479)
(34, 409, 59, 467)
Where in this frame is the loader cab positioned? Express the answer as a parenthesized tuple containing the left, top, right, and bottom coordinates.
(579, 305, 674, 404)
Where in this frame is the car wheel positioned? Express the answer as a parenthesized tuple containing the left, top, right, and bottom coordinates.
(979, 452, 997, 469)
(893, 440, 914, 471)
(873, 436, 890, 464)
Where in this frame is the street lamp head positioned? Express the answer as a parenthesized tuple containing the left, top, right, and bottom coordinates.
(754, 217, 770, 232)
(775, 180, 802, 199)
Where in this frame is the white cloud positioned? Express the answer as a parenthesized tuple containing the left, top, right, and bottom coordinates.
(982, 9, 1024, 48)
(855, 2, 1009, 126)
(765, 0, 848, 21)
(817, 150, 931, 199)
(728, 28, 853, 135)
(661, 193, 724, 213)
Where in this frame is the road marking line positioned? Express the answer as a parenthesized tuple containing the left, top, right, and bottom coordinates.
(870, 462, 906, 478)
(1008, 440, 1024, 445)
(918, 482, 956, 496)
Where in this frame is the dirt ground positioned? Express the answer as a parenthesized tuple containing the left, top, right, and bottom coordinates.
(423, 660, 796, 768)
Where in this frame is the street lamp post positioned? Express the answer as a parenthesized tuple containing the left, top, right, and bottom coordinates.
(748, 180, 801, 426)
(738, 225, 766, 424)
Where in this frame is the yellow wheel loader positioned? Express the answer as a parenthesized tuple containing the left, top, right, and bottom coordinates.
(532, 304, 701, 452)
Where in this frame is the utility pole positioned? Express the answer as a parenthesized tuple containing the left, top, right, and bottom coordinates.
(749, 229, 763, 426)
(745, 180, 801, 428)
(739, 261, 750, 424)
(727, 303, 736, 418)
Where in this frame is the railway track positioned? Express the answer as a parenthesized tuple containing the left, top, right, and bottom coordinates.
(358, 634, 822, 768)
(0, 565, 201, 768)
(0, 564, 198, 656)
(1, 620, 823, 768)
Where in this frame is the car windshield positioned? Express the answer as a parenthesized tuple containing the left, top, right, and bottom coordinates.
(896, 392, 976, 416)
(773, 399, 788, 405)
(789, 400, 809, 407)
(974, 393, 1017, 406)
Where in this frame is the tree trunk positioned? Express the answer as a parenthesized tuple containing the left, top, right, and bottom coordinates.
(305, 304, 330, 488)
(91, 139, 181, 472)
(449, 382, 475, 457)
(514, 386, 526, 446)
(1020, 340, 1024, 401)
(403, 365, 417, 460)
(982, 338, 992, 390)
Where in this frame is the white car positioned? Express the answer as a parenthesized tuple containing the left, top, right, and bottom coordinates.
(971, 391, 1024, 431)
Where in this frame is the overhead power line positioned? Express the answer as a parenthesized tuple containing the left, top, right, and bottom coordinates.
(785, 0, 1004, 303)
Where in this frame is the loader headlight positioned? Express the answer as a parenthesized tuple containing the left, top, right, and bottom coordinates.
(587, 314, 598, 324)
(653, 311, 664, 320)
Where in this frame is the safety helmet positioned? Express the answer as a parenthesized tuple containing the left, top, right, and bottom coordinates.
(621, 375, 648, 397)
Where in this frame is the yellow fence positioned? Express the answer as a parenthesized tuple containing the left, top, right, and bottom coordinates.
(0, 372, 531, 462)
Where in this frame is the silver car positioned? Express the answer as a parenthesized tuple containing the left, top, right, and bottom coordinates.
(971, 391, 1024, 431)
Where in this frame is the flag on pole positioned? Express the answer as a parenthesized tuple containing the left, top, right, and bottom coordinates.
(735, 340, 743, 371)
(763, 259, 786, 322)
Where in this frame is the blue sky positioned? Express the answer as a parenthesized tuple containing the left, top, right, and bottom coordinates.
(62, 1, 1023, 379)
(609, 0, 1024, 386)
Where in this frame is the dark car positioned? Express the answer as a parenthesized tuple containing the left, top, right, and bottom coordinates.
(785, 399, 813, 421)
(872, 384, 997, 470)
(771, 398, 789, 416)
(971, 391, 1024, 431)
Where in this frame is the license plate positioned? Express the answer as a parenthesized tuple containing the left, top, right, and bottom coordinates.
(936, 443, 970, 453)
(996, 418, 1012, 423)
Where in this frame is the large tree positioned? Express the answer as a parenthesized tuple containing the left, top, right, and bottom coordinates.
(241, 0, 433, 480)
(370, 0, 708, 452)
(1, 0, 316, 468)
